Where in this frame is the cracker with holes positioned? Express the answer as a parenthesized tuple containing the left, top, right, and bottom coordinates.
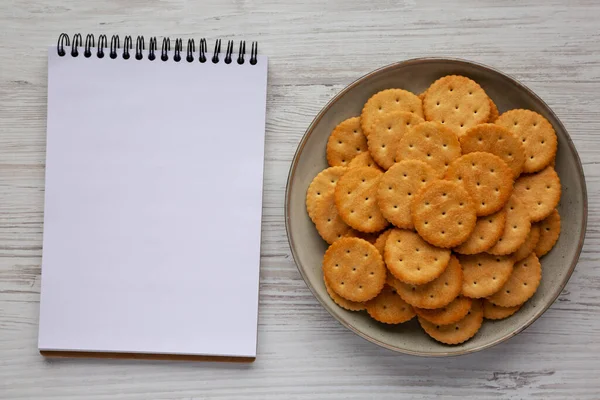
(411, 180, 477, 248)
(488, 98, 500, 122)
(513, 166, 561, 222)
(459, 253, 514, 298)
(419, 299, 484, 345)
(360, 89, 424, 137)
(483, 299, 521, 320)
(487, 194, 532, 255)
(487, 253, 542, 307)
(335, 167, 389, 232)
(367, 111, 424, 169)
(460, 124, 525, 179)
(453, 209, 506, 255)
(390, 254, 463, 309)
(377, 160, 438, 229)
(326, 117, 368, 167)
(347, 151, 383, 171)
(414, 296, 472, 326)
(374, 229, 392, 258)
(445, 152, 514, 216)
(396, 121, 461, 177)
(535, 209, 561, 257)
(495, 109, 557, 173)
(384, 229, 451, 285)
(365, 285, 416, 324)
(513, 224, 541, 262)
(306, 167, 356, 243)
(422, 75, 491, 135)
(324, 277, 365, 311)
(322, 237, 386, 302)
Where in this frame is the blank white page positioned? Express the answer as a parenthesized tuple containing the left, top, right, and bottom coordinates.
(38, 46, 268, 358)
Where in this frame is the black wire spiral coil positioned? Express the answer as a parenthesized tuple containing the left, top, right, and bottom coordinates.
(57, 33, 259, 65)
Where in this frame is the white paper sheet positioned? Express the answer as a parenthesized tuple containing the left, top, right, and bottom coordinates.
(38, 46, 268, 358)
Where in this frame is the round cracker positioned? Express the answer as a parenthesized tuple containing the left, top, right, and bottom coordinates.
(334, 167, 389, 233)
(487, 252, 542, 307)
(535, 209, 561, 257)
(512, 224, 541, 262)
(324, 276, 365, 311)
(322, 237, 386, 302)
(396, 121, 461, 177)
(483, 299, 521, 320)
(365, 285, 416, 324)
(384, 228, 451, 285)
(373, 229, 392, 258)
(347, 151, 383, 171)
(419, 299, 484, 345)
(390, 254, 463, 309)
(422, 75, 491, 136)
(377, 160, 438, 229)
(415, 296, 473, 325)
(306, 166, 347, 223)
(445, 152, 514, 216)
(460, 124, 525, 179)
(453, 210, 507, 255)
(367, 111, 424, 170)
(360, 89, 424, 137)
(487, 194, 532, 255)
(326, 116, 368, 167)
(488, 98, 499, 122)
(513, 166, 561, 222)
(495, 109, 558, 173)
(459, 253, 515, 299)
(411, 180, 477, 248)
(312, 197, 357, 244)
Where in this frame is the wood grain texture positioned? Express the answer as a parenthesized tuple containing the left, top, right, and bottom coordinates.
(1, 0, 600, 398)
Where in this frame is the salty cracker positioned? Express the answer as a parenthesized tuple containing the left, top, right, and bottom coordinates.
(513, 166, 561, 222)
(391, 255, 463, 309)
(322, 237, 386, 302)
(487, 194, 532, 256)
(535, 209, 561, 257)
(384, 229, 451, 285)
(488, 98, 499, 122)
(367, 111, 424, 169)
(419, 299, 484, 345)
(347, 151, 383, 171)
(374, 229, 392, 258)
(512, 224, 541, 262)
(445, 152, 514, 216)
(366, 285, 416, 324)
(396, 121, 461, 177)
(377, 160, 438, 229)
(306, 166, 347, 223)
(313, 198, 357, 244)
(483, 299, 521, 320)
(326, 116, 368, 167)
(422, 75, 491, 136)
(324, 276, 365, 311)
(453, 210, 506, 255)
(412, 180, 477, 248)
(335, 167, 389, 233)
(415, 296, 473, 326)
(487, 253, 542, 307)
(495, 109, 558, 173)
(460, 124, 525, 179)
(360, 89, 424, 137)
(459, 253, 514, 299)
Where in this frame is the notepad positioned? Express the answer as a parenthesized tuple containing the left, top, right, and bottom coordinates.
(38, 35, 268, 360)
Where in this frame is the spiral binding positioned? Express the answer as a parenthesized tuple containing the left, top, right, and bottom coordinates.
(57, 33, 259, 65)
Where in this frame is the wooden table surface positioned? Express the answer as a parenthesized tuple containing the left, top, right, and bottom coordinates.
(1, 0, 599, 398)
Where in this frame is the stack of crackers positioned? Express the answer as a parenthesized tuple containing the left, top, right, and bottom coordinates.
(306, 75, 562, 345)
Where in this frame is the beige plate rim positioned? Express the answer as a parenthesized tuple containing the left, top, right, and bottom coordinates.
(284, 57, 588, 357)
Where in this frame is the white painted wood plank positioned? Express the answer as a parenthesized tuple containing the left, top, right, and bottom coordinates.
(1, 0, 599, 398)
